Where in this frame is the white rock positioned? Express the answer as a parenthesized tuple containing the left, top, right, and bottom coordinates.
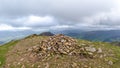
(47, 47, 51, 50)
(108, 61, 113, 65)
(21, 65, 25, 68)
(20, 58, 24, 61)
(97, 48, 102, 53)
(85, 47, 96, 52)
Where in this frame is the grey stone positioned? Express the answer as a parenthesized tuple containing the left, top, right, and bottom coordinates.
(97, 48, 102, 53)
(108, 61, 113, 65)
(85, 47, 96, 52)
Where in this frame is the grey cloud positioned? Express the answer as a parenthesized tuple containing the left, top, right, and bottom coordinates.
(0, 0, 119, 31)
(0, 0, 115, 18)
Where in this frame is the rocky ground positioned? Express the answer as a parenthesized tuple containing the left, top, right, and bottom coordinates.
(27, 34, 103, 61)
(1, 34, 120, 68)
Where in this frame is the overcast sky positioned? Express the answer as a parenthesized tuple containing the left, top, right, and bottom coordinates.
(0, 0, 120, 31)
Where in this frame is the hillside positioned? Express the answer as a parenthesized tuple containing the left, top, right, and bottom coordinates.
(0, 34, 120, 68)
(0, 40, 18, 67)
(65, 30, 120, 42)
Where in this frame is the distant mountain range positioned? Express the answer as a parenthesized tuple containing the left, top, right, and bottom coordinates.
(0, 30, 120, 43)
(0, 29, 83, 43)
(65, 30, 120, 42)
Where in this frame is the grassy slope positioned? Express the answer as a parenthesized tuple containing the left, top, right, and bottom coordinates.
(78, 40, 120, 68)
(0, 40, 18, 67)
(0, 36, 120, 68)
(95, 42, 120, 68)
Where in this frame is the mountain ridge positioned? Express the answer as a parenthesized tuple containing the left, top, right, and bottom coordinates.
(1, 30, 120, 43)
(0, 34, 120, 68)
(65, 30, 120, 42)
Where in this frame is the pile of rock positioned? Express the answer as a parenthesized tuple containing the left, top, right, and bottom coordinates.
(28, 34, 78, 55)
(27, 34, 102, 61)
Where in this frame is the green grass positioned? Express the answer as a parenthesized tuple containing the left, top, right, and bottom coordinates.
(77, 40, 120, 68)
(0, 40, 18, 67)
(92, 42, 120, 68)
(1, 37, 120, 68)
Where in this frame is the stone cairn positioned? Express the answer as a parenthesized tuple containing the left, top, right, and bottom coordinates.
(27, 34, 102, 62)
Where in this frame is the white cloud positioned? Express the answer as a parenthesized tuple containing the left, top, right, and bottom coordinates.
(13, 15, 57, 27)
(0, 0, 120, 31)
(0, 24, 31, 31)
(26, 16, 53, 23)
(77, 5, 120, 31)
(0, 24, 14, 31)
(50, 25, 73, 30)
(24, 15, 56, 26)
